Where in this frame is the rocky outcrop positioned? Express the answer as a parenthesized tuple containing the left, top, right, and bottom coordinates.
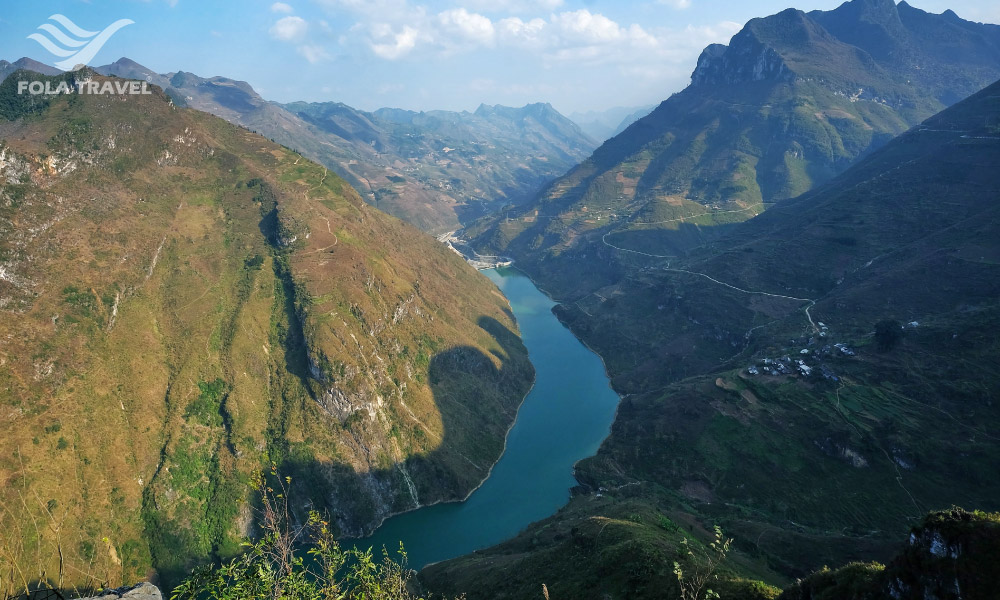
(780, 508, 1000, 600)
(882, 508, 1000, 600)
(690, 33, 791, 87)
(79, 583, 162, 600)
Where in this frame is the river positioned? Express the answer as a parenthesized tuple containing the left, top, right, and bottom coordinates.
(349, 267, 621, 570)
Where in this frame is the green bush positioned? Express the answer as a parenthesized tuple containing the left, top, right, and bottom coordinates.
(171, 473, 445, 600)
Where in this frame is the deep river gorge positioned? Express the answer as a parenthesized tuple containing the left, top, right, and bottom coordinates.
(350, 267, 621, 569)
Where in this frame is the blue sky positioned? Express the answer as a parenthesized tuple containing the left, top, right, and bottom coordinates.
(1, 0, 997, 115)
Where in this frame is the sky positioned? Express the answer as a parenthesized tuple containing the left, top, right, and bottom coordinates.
(1, 0, 998, 116)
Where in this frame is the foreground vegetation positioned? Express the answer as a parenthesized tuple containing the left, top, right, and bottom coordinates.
(170, 473, 440, 600)
(5, 505, 998, 599)
(420, 507, 1000, 600)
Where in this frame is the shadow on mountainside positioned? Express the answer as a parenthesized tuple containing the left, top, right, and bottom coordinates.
(280, 314, 533, 542)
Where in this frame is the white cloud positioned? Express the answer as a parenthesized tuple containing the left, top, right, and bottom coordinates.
(312, 0, 742, 84)
(270, 16, 309, 41)
(298, 44, 330, 63)
(658, 0, 692, 9)
(438, 8, 495, 46)
(459, 0, 563, 13)
(497, 17, 547, 48)
(550, 10, 626, 44)
(369, 24, 421, 59)
(271, 2, 295, 13)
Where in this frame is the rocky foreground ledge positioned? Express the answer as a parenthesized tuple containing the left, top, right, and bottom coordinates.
(78, 583, 161, 600)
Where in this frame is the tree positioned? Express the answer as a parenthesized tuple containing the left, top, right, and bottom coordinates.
(874, 320, 903, 352)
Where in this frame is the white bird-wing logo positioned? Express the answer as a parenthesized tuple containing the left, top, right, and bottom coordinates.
(27, 14, 134, 71)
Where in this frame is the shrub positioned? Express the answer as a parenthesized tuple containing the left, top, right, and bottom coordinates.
(170, 469, 446, 600)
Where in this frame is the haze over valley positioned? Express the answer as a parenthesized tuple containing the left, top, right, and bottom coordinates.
(2, 1, 1000, 599)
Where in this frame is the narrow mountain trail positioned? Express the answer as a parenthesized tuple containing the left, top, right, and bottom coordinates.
(598, 201, 829, 333)
(657, 264, 815, 304)
(599, 236, 820, 333)
(600, 232, 676, 258)
(599, 203, 762, 258)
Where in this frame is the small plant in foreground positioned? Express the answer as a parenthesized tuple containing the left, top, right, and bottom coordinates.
(171, 468, 437, 600)
(672, 525, 732, 600)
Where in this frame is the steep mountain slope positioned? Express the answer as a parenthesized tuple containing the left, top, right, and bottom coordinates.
(469, 0, 1000, 298)
(0, 69, 532, 589)
(424, 508, 1000, 599)
(90, 59, 596, 234)
(423, 76, 1000, 596)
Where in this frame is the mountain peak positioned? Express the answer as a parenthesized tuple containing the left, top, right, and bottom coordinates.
(941, 8, 962, 21)
(850, 0, 901, 25)
(0, 57, 62, 82)
(13, 57, 61, 73)
(690, 10, 825, 86)
(744, 8, 831, 47)
(109, 57, 150, 70)
(809, 0, 903, 29)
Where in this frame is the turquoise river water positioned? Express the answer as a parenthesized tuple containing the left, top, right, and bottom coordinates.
(350, 267, 621, 570)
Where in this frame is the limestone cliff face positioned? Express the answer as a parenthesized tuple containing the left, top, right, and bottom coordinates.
(882, 509, 1000, 600)
(689, 7, 894, 91)
(780, 509, 1000, 600)
(690, 33, 791, 87)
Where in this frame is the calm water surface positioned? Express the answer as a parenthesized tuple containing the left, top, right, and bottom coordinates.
(349, 267, 620, 569)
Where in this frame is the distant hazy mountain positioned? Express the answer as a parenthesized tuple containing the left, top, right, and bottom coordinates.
(282, 99, 596, 230)
(0, 57, 61, 80)
(88, 59, 597, 233)
(610, 105, 656, 137)
(1, 57, 595, 233)
(569, 104, 655, 141)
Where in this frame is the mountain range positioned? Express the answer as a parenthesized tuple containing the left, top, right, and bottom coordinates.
(0, 58, 61, 81)
(418, 0, 1000, 595)
(3, 0, 1000, 596)
(468, 0, 1000, 297)
(88, 58, 596, 234)
(424, 54, 1000, 600)
(0, 68, 532, 589)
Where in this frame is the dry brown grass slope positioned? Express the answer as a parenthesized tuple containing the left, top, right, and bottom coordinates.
(0, 71, 532, 592)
